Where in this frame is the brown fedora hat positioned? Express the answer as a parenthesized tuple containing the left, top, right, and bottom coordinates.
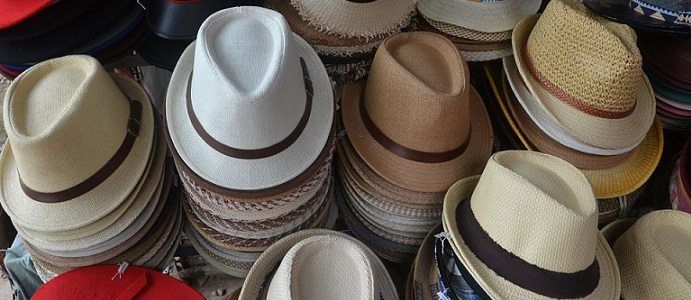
(341, 31, 493, 192)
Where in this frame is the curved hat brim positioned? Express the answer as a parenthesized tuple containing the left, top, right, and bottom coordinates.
(582, 0, 691, 37)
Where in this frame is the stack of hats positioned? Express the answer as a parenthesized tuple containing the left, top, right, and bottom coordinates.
(0, 0, 147, 78)
(165, 7, 337, 277)
(266, 0, 417, 84)
(441, 151, 621, 299)
(416, 0, 541, 62)
(337, 31, 493, 262)
(668, 138, 691, 214)
(583, 0, 690, 36)
(0, 55, 180, 280)
(138, 0, 263, 71)
(495, 0, 663, 224)
(240, 229, 398, 300)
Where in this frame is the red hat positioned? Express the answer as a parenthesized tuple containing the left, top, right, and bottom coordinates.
(0, 0, 54, 29)
(32, 265, 204, 300)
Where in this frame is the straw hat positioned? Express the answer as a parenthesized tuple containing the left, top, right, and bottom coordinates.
(610, 210, 691, 299)
(512, 0, 656, 151)
(600, 218, 637, 246)
(442, 151, 621, 299)
(239, 229, 398, 300)
(418, 0, 542, 33)
(0, 55, 155, 232)
(287, 0, 416, 39)
(419, 15, 512, 43)
(341, 31, 493, 193)
(165, 6, 334, 191)
(409, 224, 442, 300)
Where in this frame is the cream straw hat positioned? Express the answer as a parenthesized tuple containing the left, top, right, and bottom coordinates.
(443, 151, 621, 299)
(418, 0, 542, 33)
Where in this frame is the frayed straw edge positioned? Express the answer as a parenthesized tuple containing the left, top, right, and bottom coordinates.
(313, 41, 380, 58)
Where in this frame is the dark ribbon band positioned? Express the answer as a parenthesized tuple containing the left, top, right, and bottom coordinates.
(358, 91, 470, 163)
(456, 200, 600, 298)
(20, 100, 143, 203)
(186, 58, 312, 160)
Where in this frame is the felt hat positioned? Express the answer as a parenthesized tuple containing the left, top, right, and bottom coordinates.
(0, 0, 56, 29)
(583, 0, 691, 36)
(442, 151, 621, 299)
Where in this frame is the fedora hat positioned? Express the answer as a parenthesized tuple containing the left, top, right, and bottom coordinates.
(341, 31, 493, 193)
(442, 151, 621, 299)
(513, 0, 656, 151)
(165, 6, 334, 191)
(583, 0, 691, 36)
(418, 0, 542, 33)
(0, 0, 56, 29)
(240, 229, 398, 300)
(608, 210, 691, 299)
(0, 55, 155, 232)
(0, 0, 98, 41)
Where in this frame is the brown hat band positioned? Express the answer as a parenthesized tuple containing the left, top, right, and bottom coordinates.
(19, 99, 143, 204)
(359, 91, 470, 163)
(186, 57, 313, 160)
(456, 199, 600, 298)
(523, 48, 635, 119)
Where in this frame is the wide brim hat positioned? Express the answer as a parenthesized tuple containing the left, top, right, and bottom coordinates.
(165, 11, 334, 191)
(418, 0, 542, 33)
(239, 229, 398, 300)
(0, 72, 156, 232)
(442, 176, 621, 299)
(582, 0, 691, 36)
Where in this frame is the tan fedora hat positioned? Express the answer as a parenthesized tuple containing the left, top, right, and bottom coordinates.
(341, 31, 493, 193)
(611, 210, 691, 299)
(239, 229, 398, 300)
(443, 151, 621, 299)
(512, 0, 655, 150)
(0, 55, 155, 232)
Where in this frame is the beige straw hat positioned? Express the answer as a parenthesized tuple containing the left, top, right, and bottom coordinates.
(418, 0, 542, 33)
(341, 31, 493, 193)
(419, 15, 512, 43)
(287, 0, 416, 39)
(442, 151, 621, 299)
(512, 0, 655, 150)
(239, 229, 398, 300)
(611, 210, 691, 299)
(0, 55, 155, 232)
(166, 7, 334, 191)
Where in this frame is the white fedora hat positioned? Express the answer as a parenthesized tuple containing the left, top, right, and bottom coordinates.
(0, 55, 155, 232)
(418, 0, 542, 33)
(240, 229, 398, 300)
(443, 151, 621, 299)
(166, 6, 334, 191)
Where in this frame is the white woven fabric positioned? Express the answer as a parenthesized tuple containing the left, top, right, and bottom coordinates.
(418, 0, 542, 33)
(460, 48, 512, 62)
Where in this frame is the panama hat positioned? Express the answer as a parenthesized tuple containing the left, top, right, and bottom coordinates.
(513, 0, 656, 151)
(0, 55, 155, 232)
(600, 218, 637, 246)
(239, 229, 398, 300)
(442, 151, 621, 299)
(418, 0, 542, 33)
(609, 210, 691, 299)
(165, 6, 333, 191)
(0, 0, 56, 30)
(419, 15, 512, 43)
(583, 0, 691, 36)
(287, 0, 416, 39)
(341, 31, 493, 193)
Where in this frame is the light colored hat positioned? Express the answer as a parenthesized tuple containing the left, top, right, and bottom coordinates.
(512, 0, 655, 150)
(611, 210, 691, 299)
(288, 0, 416, 39)
(0, 55, 155, 232)
(165, 6, 334, 191)
(420, 15, 512, 42)
(418, 0, 542, 33)
(341, 31, 493, 193)
(442, 151, 621, 299)
(240, 229, 398, 300)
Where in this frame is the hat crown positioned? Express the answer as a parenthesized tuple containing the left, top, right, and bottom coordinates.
(526, 0, 643, 115)
(470, 151, 599, 273)
(4, 55, 130, 192)
(614, 210, 691, 298)
(190, 7, 307, 150)
(363, 32, 471, 154)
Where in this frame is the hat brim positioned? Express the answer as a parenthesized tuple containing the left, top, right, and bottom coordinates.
(418, 0, 542, 33)
(442, 176, 621, 299)
(411, 224, 442, 300)
(600, 218, 637, 247)
(512, 15, 656, 151)
(165, 34, 334, 191)
(184, 223, 257, 278)
(0, 74, 156, 232)
(582, 0, 691, 37)
(341, 81, 493, 193)
(0, 0, 53, 30)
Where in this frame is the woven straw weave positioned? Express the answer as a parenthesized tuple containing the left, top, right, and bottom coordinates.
(526, 0, 643, 115)
(421, 15, 512, 42)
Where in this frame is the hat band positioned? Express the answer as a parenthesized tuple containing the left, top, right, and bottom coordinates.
(523, 49, 635, 119)
(358, 92, 470, 163)
(186, 57, 312, 160)
(19, 99, 143, 203)
(456, 200, 600, 298)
